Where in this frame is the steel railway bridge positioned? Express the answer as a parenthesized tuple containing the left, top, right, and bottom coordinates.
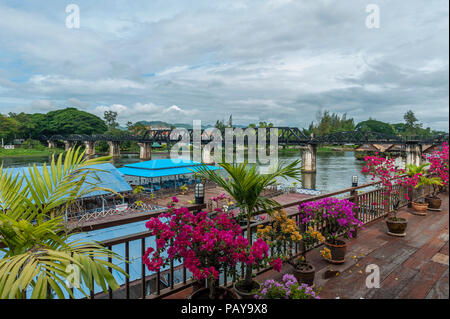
(42, 128, 448, 172)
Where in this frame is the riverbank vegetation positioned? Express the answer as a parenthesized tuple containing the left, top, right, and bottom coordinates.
(302, 110, 445, 139)
(0, 139, 64, 158)
(0, 147, 64, 158)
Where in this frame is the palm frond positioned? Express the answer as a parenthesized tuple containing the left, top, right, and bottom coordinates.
(0, 147, 128, 299)
(192, 160, 302, 218)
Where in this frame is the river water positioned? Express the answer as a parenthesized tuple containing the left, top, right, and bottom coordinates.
(0, 150, 376, 193)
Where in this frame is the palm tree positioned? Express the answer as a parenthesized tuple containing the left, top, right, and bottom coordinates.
(415, 176, 443, 198)
(406, 163, 430, 203)
(193, 160, 302, 291)
(405, 162, 430, 177)
(0, 147, 127, 299)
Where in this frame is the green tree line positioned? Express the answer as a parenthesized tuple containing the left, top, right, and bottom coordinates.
(303, 110, 445, 138)
(0, 108, 107, 142)
(0, 107, 446, 144)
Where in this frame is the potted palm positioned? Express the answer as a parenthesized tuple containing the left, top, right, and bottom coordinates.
(422, 143, 448, 210)
(418, 175, 444, 210)
(194, 160, 302, 298)
(406, 163, 430, 214)
(179, 183, 188, 195)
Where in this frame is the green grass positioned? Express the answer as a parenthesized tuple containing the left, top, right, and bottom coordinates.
(0, 147, 65, 158)
(279, 145, 356, 153)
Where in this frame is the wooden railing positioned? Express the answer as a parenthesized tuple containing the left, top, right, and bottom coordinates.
(89, 179, 432, 299)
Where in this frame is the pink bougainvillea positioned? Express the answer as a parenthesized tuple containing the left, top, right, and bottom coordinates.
(210, 192, 227, 202)
(361, 153, 418, 201)
(423, 142, 449, 187)
(298, 197, 363, 243)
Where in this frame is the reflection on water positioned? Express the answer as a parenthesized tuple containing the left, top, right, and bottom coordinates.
(275, 151, 373, 192)
(1, 150, 375, 193)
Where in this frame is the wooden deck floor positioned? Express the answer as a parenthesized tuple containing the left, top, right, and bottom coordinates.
(166, 192, 449, 299)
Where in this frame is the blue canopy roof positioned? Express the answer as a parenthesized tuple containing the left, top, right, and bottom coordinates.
(118, 159, 221, 178)
(4, 163, 132, 199)
(123, 158, 201, 170)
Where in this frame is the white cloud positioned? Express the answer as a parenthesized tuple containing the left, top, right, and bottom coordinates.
(30, 99, 59, 111)
(0, 0, 448, 130)
(93, 103, 198, 124)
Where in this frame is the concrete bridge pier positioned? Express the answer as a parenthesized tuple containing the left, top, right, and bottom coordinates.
(84, 141, 96, 157)
(202, 146, 216, 164)
(302, 172, 316, 189)
(138, 142, 152, 160)
(301, 143, 317, 173)
(64, 140, 75, 151)
(108, 141, 121, 158)
(405, 142, 422, 167)
(48, 140, 56, 149)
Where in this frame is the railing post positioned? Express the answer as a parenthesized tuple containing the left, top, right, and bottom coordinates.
(407, 185, 413, 208)
(384, 192, 390, 216)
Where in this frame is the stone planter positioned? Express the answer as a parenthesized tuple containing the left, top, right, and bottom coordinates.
(324, 240, 347, 264)
(386, 217, 407, 237)
(293, 262, 315, 286)
(233, 280, 260, 299)
(425, 196, 442, 210)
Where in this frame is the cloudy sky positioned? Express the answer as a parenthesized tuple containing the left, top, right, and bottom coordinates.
(0, 0, 448, 130)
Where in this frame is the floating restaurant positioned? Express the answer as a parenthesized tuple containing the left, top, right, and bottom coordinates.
(4, 163, 135, 222)
(118, 158, 222, 191)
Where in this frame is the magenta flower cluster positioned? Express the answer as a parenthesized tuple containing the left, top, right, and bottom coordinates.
(298, 197, 363, 241)
(210, 192, 227, 202)
(143, 201, 281, 282)
(361, 153, 419, 201)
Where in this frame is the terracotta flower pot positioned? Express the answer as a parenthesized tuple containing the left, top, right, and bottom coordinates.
(189, 287, 239, 299)
(425, 197, 442, 210)
(233, 280, 260, 299)
(411, 201, 429, 215)
(293, 262, 315, 286)
(386, 217, 407, 237)
(324, 240, 347, 264)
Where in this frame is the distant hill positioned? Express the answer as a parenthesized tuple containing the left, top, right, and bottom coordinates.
(137, 120, 192, 129)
